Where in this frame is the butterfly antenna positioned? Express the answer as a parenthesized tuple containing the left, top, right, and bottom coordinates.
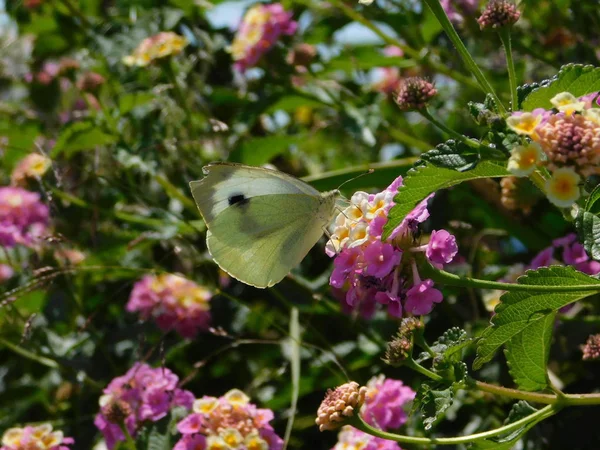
(337, 169, 375, 193)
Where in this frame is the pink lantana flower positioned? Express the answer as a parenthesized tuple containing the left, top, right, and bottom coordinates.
(230, 4, 297, 72)
(94, 363, 194, 449)
(0, 187, 49, 248)
(326, 175, 457, 318)
(126, 274, 212, 338)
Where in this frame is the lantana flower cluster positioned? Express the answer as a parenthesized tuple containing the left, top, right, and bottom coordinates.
(327, 176, 458, 318)
(123, 32, 187, 67)
(94, 363, 194, 449)
(175, 388, 283, 450)
(0, 186, 49, 248)
(126, 274, 212, 338)
(506, 91, 600, 208)
(483, 233, 600, 312)
(1, 424, 73, 450)
(317, 376, 415, 450)
(230, 4, 297, 72)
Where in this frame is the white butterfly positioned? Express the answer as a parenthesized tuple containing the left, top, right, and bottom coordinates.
(190, 163, 341, 288)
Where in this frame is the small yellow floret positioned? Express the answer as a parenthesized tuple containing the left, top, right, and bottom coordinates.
(507, 142, 544, 177)
(224, 389, 250, 406)
(550, 92, 585, 115)
(545, 168, 581, 208)
(506, 113, 542, 135)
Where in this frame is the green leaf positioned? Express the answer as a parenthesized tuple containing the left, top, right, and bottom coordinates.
(575, 209, 600, 261)
(504, 313, 555, 391)
(119, 92, 155, 115)
(51, 121, 117, 158)
(229, 135, 300, 166)
(146, 427, 171, 450)
(521, 64, 600, 111)
(382, 161, 510, 240)
(264, 96, 327, 114)
(418, 140, 481, 172)
(413, 381, 455, 430)
(474, 267, 600, 385)
(472, 401, 538, 450)
(303, 158, 417, 193)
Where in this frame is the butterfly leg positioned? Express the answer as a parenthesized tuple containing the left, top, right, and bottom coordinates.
(322, 226, 341, 254)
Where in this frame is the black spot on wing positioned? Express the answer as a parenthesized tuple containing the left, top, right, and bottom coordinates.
(228, 194, 249, 207)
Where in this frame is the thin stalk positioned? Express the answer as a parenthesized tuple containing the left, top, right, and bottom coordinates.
(422, 263, 600, 293)
(471, 379, 600, 406)
(163, 60, 198, 140)
(405, 358, 444, 381)
(421, 0, 506, 114)
(351, 403, 558, 445)
(499, 29, 518, 111)
(419, 108, 480, 148)
(0, 337, 59, 369)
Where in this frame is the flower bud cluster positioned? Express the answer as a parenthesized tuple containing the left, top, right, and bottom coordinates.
(0, 186, 49, 248)
(1, 424, 73, 450)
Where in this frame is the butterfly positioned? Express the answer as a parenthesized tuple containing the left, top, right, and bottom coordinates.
(190, 162, 341, 288)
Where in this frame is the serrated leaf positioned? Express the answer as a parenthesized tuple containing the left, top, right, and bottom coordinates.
(575, 209, 600, 261)
(505, 313, 554, 391)
(418, 140, 480, 171)
(382, 161, 510, 240)
(585, 184, 600, 214)
(51, 121, 117, 157)
(147, 427, 171, 450)
(413, 381, 455, 430)
(474, 267, 600, 381)
(521, 64, 600, 111)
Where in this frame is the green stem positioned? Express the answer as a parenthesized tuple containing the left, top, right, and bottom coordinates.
(422, 263, 600, 293)
(0, 337, 60, 369)
(351, 403, 558, 445)
(325, 0, 479, 89)
(119, 423, 137, 450)
(419, 108, 480, 148)
(405, 358, 444, 381)
(421, 0, 506, 114)
(471, 379, 600, 406)
(499, 29, 518, 111)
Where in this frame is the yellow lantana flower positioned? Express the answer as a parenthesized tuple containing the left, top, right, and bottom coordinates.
(545, 168, 581, 208)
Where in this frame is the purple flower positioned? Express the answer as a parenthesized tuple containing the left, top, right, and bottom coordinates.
(404, 279, 443, 316)
(0, 187, 49, 248)
(332, 426, 402, 450)
(562, 242, 589, 265)
(175, 389, 283, 450)
(362, 376, 415, 430)
(364, 241, 402, 278)
(326, 175, 453, 319)
(529, 247, 555, 269)
(0, 264, 14, 282)
(126, 274, 212, 339)
(95, 363, 193, 449)
(231, 4, 297, 72)
(173, 434, 206, 450)
(426, 230, 458, 267)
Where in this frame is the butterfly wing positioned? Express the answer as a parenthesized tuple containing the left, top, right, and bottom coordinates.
(189, 163, 338, 288)
(206, 194, 331, 287)
(189, 163, 320, 224)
